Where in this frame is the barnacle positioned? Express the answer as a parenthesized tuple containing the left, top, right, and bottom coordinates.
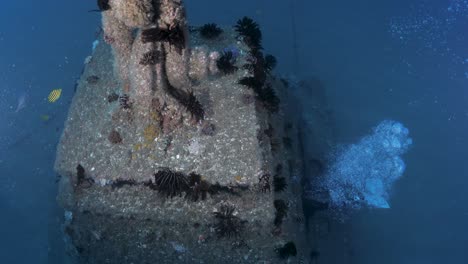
(234, 17, 262, 49)
(216, 51, 238, 75)
(153, 169, 189, 198)
(199, 23, 223, 39)
(213, 204, 246, 238)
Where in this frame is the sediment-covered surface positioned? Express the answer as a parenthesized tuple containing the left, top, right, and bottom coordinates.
(54, 28, 307, 263)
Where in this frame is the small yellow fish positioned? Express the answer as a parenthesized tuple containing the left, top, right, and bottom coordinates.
(48, 89, 62, 103)
(40, 114, 50, 121)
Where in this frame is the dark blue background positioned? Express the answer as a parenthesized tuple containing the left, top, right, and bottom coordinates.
(0, 1, 466, 263)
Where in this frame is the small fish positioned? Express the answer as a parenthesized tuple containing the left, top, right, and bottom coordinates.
(15, 92, 28, 113)
(48, 89, 62, 103)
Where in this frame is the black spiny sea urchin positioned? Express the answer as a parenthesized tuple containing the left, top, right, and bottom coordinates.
(216, 51, 238, 75)
(97, 0, 110, 11)
(276, 241, 297, 259)
(213, 204, 246, 238)
(273, 176, 287, 192)
(153, 169, 188, 198)
(199, 23, 223, 39)
(234, 17, 262, 49)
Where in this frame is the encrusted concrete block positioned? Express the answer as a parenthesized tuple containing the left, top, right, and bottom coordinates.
(54, 17, 306, 264)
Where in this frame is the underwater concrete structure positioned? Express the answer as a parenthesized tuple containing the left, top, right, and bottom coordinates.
(54, 0, 308, 263)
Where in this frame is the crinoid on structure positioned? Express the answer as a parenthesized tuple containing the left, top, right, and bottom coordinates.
(139, 50, 160, 66)
(273, 176, 287, 192)
(213, 203, 246, 238)
(234, 17, 262, 49)
(273, 199, 288, 227)
(153, 169, 189, 198)
(186, 172, 211, 202)
(216, 51, 238, 75)
(199, 23, 223, 39)
(141, 24, 186, 54)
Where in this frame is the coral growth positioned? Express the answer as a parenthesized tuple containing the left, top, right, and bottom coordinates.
(199, 23, 223, 39)
(213, 204, 246, 238)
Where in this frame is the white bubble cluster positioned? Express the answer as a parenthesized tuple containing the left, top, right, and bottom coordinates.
(389, 0, 468, 78)
(319, 120, 412, 209)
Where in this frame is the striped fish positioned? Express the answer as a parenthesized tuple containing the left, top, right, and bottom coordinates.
(48, 89, 62, 103)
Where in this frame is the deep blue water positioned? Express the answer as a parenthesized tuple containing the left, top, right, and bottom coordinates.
(0, 1, 467, 263)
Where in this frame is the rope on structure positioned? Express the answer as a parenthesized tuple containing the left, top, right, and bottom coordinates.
(290, 0, 300, 73)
